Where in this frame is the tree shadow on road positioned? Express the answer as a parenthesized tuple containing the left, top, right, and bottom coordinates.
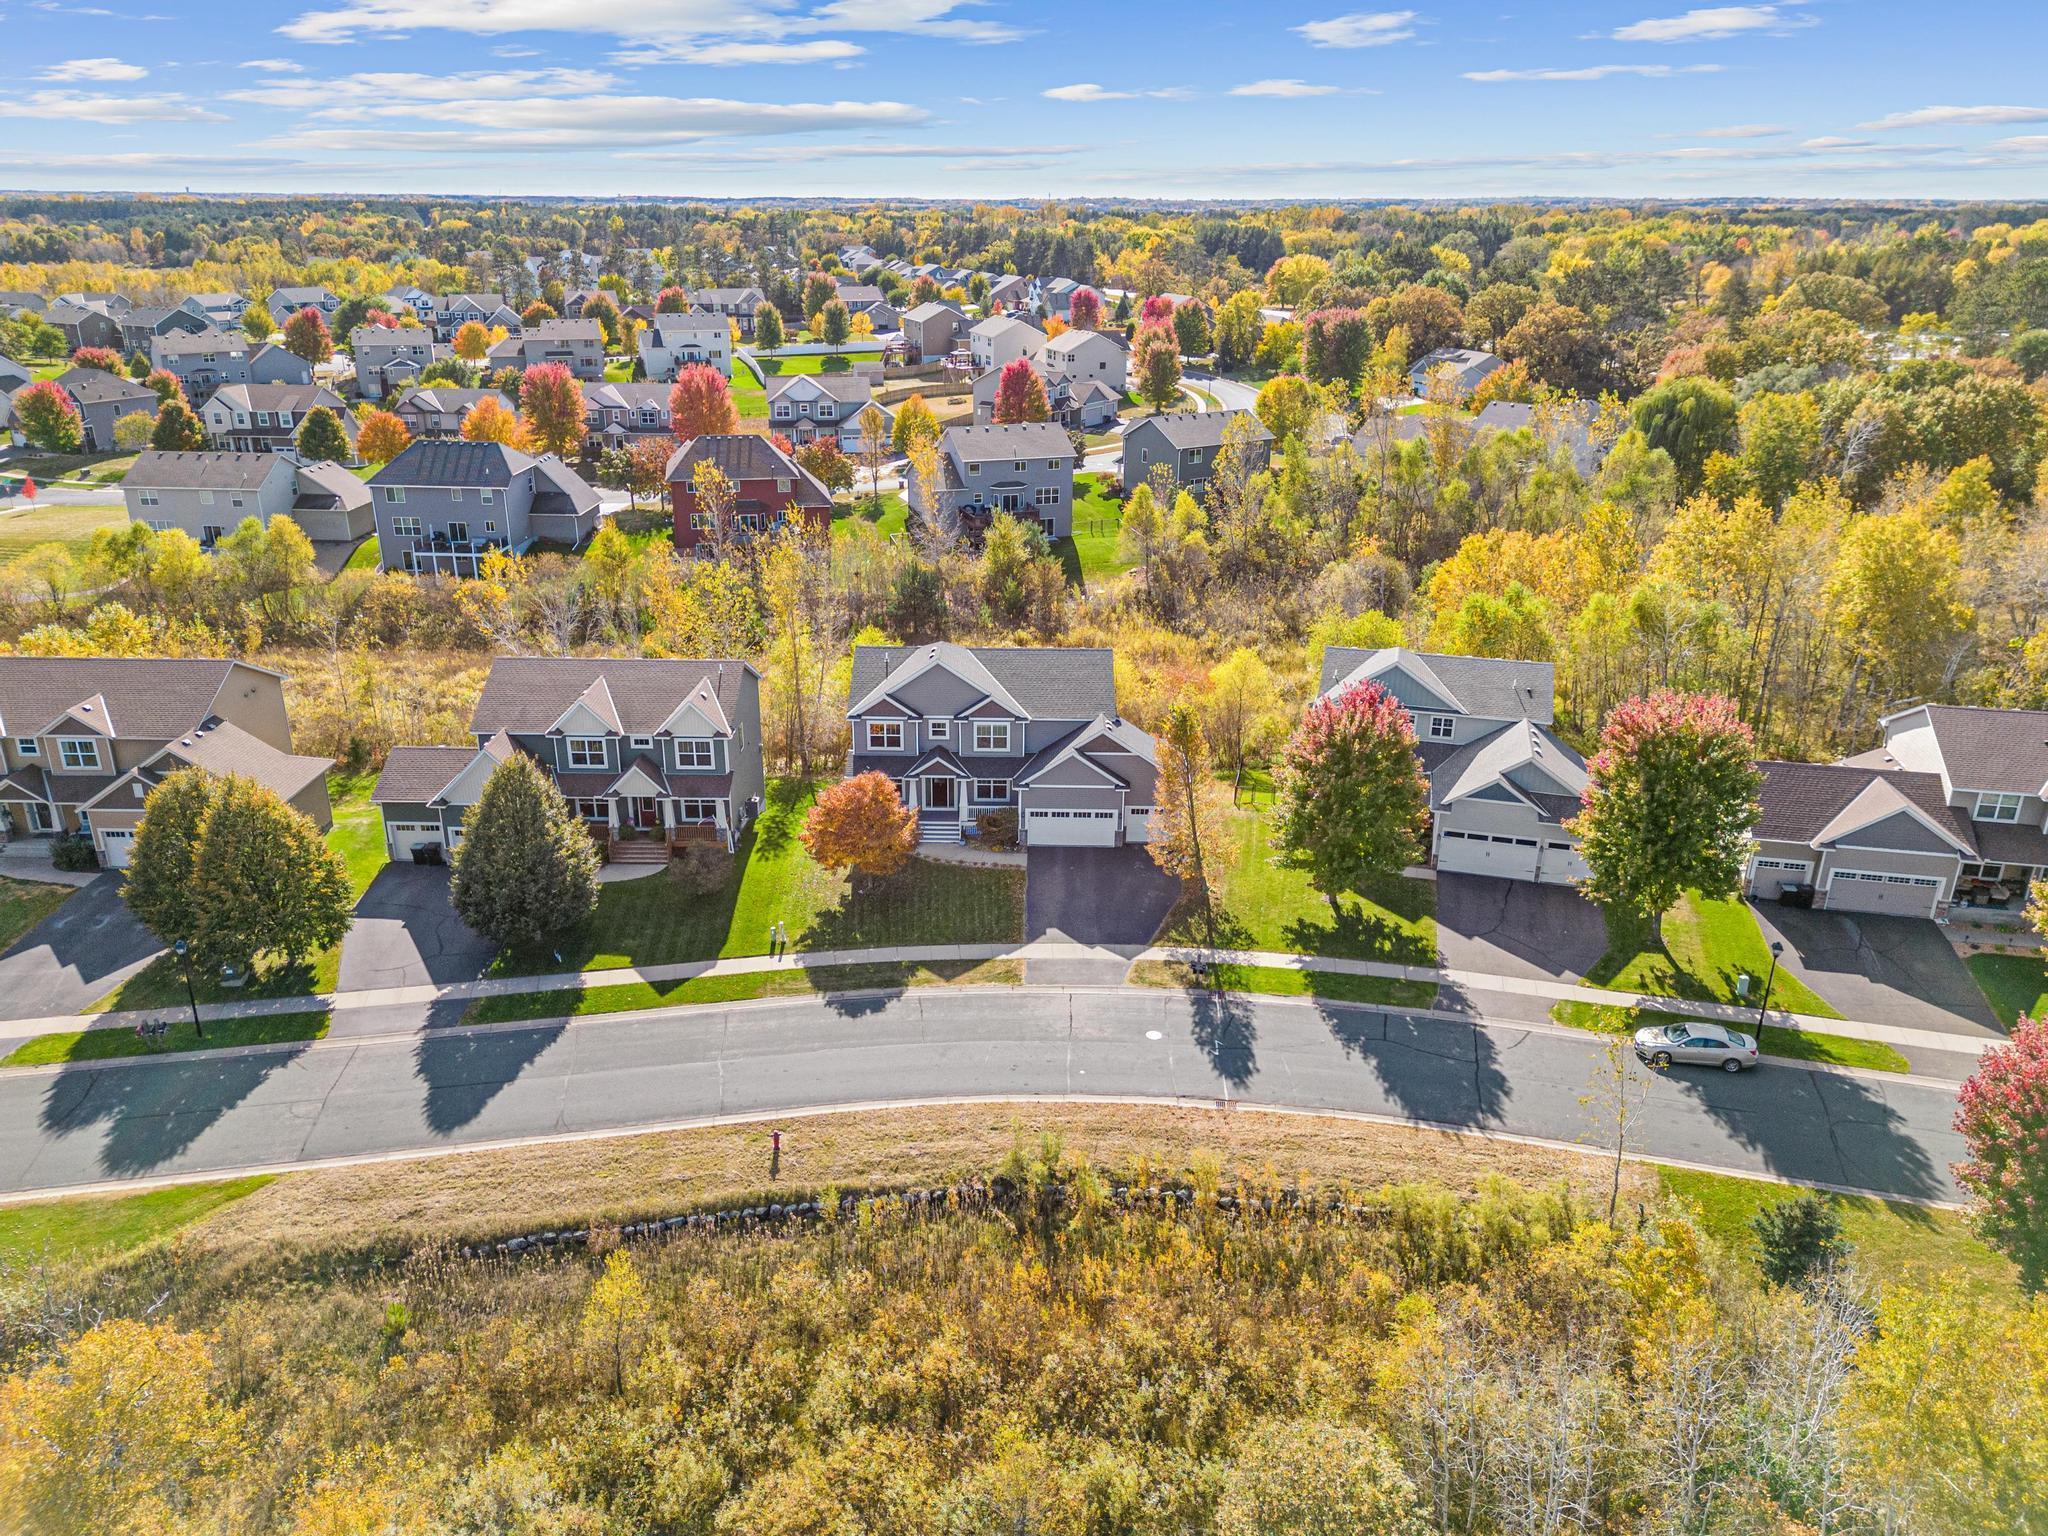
(38, 1040, 314, 1179)
(414, 999, 564, 1137)
(1316, 992, 1511, 1134)
(1187, 984, 1257, 1090)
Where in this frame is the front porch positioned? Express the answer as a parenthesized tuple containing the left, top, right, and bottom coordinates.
(575, 791, 736, 861)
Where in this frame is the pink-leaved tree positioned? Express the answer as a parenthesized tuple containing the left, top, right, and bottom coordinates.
(1956, 1015, 2048, 1291)
(991, 357, 1051, 424)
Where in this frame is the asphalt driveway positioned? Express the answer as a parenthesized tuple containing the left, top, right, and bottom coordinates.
(1025, 846, 1182, 949)
(336, 864, 496, 993)
(1432, 874, 1609, 983)
(0, 874, 162, 1019)
(1754, 904, 2006, 1039)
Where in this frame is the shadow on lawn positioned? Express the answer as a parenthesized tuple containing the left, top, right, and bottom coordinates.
(1277, 884, 1434, 968)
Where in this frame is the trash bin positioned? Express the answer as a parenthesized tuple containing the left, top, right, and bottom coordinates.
(1778, 883, 1815, 909)
(410, 841, 445, 866)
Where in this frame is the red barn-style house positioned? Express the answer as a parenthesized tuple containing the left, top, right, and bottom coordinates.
(664, 435, 834, 554)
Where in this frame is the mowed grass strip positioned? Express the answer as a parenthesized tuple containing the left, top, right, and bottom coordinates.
(1548, 999, 1910, 1073)
(1584, 890, 1841, 1018)
(1965, 952, 2048, 1029)
(1130, 958, 1438, 1010)
(462, 958, 1022, 1025)
(0, 1176, 272, 1268)
(0, 500, 126, 564)
(0, 876, 75, 953)
(4, 1008, 332, 1066)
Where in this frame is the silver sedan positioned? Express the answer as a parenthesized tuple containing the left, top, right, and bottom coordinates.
(1633, 1020, 1760, 1072)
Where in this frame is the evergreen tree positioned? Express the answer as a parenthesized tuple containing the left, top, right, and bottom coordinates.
(449, 753, 602, 950)
(295, 405, 352, 463)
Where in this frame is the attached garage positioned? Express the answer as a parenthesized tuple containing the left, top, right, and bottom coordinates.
(384, 819, 446, 859)
(1023, 807, 1119, 847)
(1824, 868, 1943, 919)
(98, 829, 135, 869)
(1536, 838, 1588, 886)
(1124, 806, 1154, 845)
(1748, 856, 1813, 900)
(1437, 827, 1540, 881)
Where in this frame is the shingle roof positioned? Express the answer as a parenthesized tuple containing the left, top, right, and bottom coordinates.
(53, 368, 154, 407)
(849, 644, 1117, 722)
(0, 658, 258, 741)
(153, 328, 247, 357)
(766, 371, 872, 403)
(1132, 408, 1270, 451)
(126, 450, 287, 491)
(1920, 705, 2048, 794)
(207, 383, 347, 416)
(372, 439, 534, 489)
(531, 459, 601, 518)
(664, 434, 832, 506)
(398, 387, 511, 415)
(293, 460, 372, 513)
(470, 657, 754, 737)
(524, 318, 602, 342)
(584, 382, 673, 411)
(1755, 761, 1973, 849)
(943, 421, 1072, 459)
(1318, 647, 1556, 725)
(142, 717, 331, 802)
(372, 745, 474, 804)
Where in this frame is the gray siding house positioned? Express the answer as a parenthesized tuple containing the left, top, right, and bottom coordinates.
(249, 343, 316, 387)
(766, 371, 891, 450)
(909, 422, 1075, 539)
(637, 317, 731, 381)
(1122, 409, 1272, 493)
(1316, 647, 1589, 887)
(393, 387, 515, 439)
(846, 643, 1157, 848)
(267, 286, 341, 327)
(373, 656, 764, 858)
(900, 301, 966, 362)
(202, 383, 356, 455)
(1410, 347, 1504, 398)
(516, 319, 605, 379)
(369, 439, 602, 575)
(351, 326, 443, 400)
(123, 450, 373, 545)
(149, 329, 252, 403)
(118, 305, 208, 359)
(53, 367, 156, 451)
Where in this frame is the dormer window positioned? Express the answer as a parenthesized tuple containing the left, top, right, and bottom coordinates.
(58, 738, 101, 771)
(1975, 791, 2025, 823)
(1427, 715, 1456, 741)
(565, 737, 606, 768)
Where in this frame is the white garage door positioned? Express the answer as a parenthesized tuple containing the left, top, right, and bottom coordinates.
(1024, 807, 1118, 847)
(386, 820, 445, 856)
(1438, 828, 1540, 881)
(1537, 838, 1588, 886)
(1826, 868, 1941, 918)
(1125, 806, 1154, 845)
(1749, 857, 1812, 900)
(98, 830, 135, 869)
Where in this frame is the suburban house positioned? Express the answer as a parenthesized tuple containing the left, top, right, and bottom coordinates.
(1410, 347, 1504, 399)
(373, 656, 764, 860)
(900, 301, 967, 362)
(381, 284, 439, 326)
(583, 382, 676, 450)
(968, 360, 1119, 431)
(180, 292, 249, 328)
(249, 342, 316, 387)
(968, 313, 1044, 374)
(636, 317, 731, 381)
(117, 305, 208, 358)
(845, 643, 1157, 848)
(986, 274, 1031, 311)
(369, 440, 603, 576)
(909, 422, 1075, 538)
(514, 319, 606, 379)
(1744, 703, 2048, 921)
(685, 287, 767, 334)
(266, 286, 341, 327)
(392, 387, 515, 440)
(0, 356, 29, 393)
(202, 383, 357, 455)
(1315, 647, 1590, 886)
(665, 435, 833, 553)
(1038, 326, 1127, 387)
(124, 450, 374, 545)
(0, 292, 48, 317)
(149, 329, 251, 403)
(1122, 409, 1273, 493)
(42, 301, 121, 354)
(351, 326, 443, 400)
(0, 656, 330, 868)
(432, 292, 521, 341)
(53, 368, 157, 451)
(833, 283, 899, 331)
(1038, 278, 1085, 320)
(766, 372, 892, 450)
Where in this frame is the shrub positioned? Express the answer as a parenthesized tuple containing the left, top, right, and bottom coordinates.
(1751, 1192, 1849, 1285)
(976, 808, 1019, 850)
(50, 834, 98, 872)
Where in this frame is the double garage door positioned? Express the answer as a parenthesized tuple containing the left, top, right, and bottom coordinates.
(1023, 807, 1118, 847)
(1438, 828, 1586, 885)
(1825, 868, 1943, 919)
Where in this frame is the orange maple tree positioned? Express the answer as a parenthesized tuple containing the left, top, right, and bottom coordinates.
(800, 771, 917, 881)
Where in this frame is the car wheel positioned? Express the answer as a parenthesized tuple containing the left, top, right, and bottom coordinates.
(1650, 1050, 1673, 1068)
(1722, 1058, 1744, 1073)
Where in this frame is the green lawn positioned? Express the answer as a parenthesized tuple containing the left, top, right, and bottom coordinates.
(464, 957, 1021, 1025)
(1054, 473, 1134, 590)
(730, 365, 769, 418)
(1584, 891, 1841, 1018)
(752, 348, 881, 376)
(1159, 798, 1438, 965)
(0, 876, 74, 954)
(832, 490, 908, 540)
(1131, 958, 1438, 1009)
(341, 536, 381, 572)
(603, 357, 636, 382)
(496, 779, 1026, 974)
(1548, 1000, 1910, 1073)
(5, 1008, 332, 1066)
(1658, 1166, 2015, 1307)
(89, 771, 381, 1013)
(1966, 952, 2048, 1028)
(0, 1176, 271, 1269)
(0, 500, 127, 565)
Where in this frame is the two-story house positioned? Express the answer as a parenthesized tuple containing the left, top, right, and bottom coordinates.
(686, 287, 767, 335)
(515, 319, 606, 379)
(0, 657, 331, 867)
(52, 367, 157, 452)
(1745, 703, 2048, 921)
(202, 383, 357, 456)
(900, 301, 967, 363)
(968, 314, 1044, 375)
(381, 284, 440, 326)
(908, 422, 1074, 539)
(1316, 647, 1590, 886)
(117, 305, 208, 360)
(636, 318, 732, 381)
(149, 329, 251, 404)
(1038, 326, 1127, 388)
(665, 435, 833, 554)
(392, 387, 516, 440)
(351, 325, 443, 400)
(433, 292, 521, 341)
(42, 300, 122, 354)
(1122, 409, 1273, 494)
(369, 439, 602, 575)
(766, 372, 893, 451)
(1410, 347, 1504, 400)
(969, 354, 1121, 432)
(845, 643, 1157, 848)
(373, 656, 764, 860)
(248, 342, 316, 387)
(583, 382, 674, 451)
(267, 286, 341, 328)
(180, 292, 249, 329)
(986, 274, 1030, 311)
(125, 450, 373, 546)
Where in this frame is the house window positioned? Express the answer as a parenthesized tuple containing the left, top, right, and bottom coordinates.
(253, 412, 268, 427)
(230, 495, 245, 509)
(1048, 458, 1063, 470)
(391, 517, 421, 537)
(450, 488, 463, 502)
(483, 521, 498, 534)
(676, 799, 718, 823)
(929, 720, 950, 740)
(147, 520, 172, 532)
(867, 721, 904, 751)
(737, 512, 763, 532)
(200, 524, 225, 546)
(776, 478, 792, 493)
(14, 738, 37, 757)
(966, 461, 981, 475)
(1035, 485, 1060, 506)
(690, 512, 713, 531)
(674, 738, 715, 769)
(447, 522, 469, 543)
(973, 721, 1011, 753)
(1427, 715, 1456, 740)
(57, 738, 101, 771)
(1013, 459, 1026, 471)
(571, 797, 606, 821)
(565, 737, 607, 768)
(480, 489, 494, 504)
(629, 735, 656, 751)
(382, 486, 406, 503)
(971, 779, 1010, 803)
(1976, 791, 2025, 823)
(198, 490, 214, 505)
(137, 490, 159, 506)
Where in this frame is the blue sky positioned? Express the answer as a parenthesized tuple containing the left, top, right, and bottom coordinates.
(5, 0, 2048, 199)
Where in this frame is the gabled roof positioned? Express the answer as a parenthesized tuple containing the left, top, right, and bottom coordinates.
(1319, 647, 1555, 725)
(372, 745, 476, 805)
(767, 371, 873, 404)
(1811, 775, 1976, 856)
(1755, 761, 1976, 852)
(0, 658, 264, 743)
(550, 675, 622, 735)
(372, 439, 535, 489)
(1016, 714, 1158, 791)
(664, 434, 832, 507)
(942, 421, 1072, 460)
(293, 460, 372, 515)
(849, 644, 1117, 723)
(54, 368, 154, 407)
(397, 387, 512, 415)
(1129, 408, 1270, 452)
(125, 450, 290, 491)
(1431, 721, 1588, 818)
(471, 657, 754, 738)
(153, 328, 247, 358)
(1880, 703, 2048, 795)
(90, 717, 331, 810)
(205, 383, 346, 417)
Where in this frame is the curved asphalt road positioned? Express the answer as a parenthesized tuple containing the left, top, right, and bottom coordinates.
(0, 987, 1966, 1205)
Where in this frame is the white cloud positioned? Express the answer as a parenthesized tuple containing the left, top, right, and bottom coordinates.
(238, 56, 304, 70)
(1610, 5, 1813, 43)
(491, 44, 540, 56)
(1465, 63, 1724, 81)
(622, 38, 865, 64)
(1230, 78, 1342, 97)
(280, 94, 928, 151)
(227, 66, 616, 112)
(37, 56, 148, 81)
(0, 89, 224, 122)
(1293, 9, 1416, 48)
(1042, 82, 1189, 102)
(1691, 122, 1787, 137)
(619, 139, 1081, 163)
(277, 0, 1025, 47)
(1861, 104, 2048, 129)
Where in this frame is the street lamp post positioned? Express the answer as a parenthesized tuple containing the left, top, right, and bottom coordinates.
(1756, 940, 1784, 1032)
(174, 938, 204, 1041)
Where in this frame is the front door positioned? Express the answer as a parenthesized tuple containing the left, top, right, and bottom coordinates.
(924, 776, 957, 812)
(634, 797, 660, 829)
